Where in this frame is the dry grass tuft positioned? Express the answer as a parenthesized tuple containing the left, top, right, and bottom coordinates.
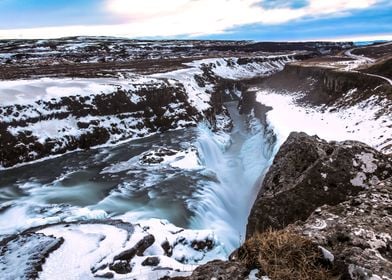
(238, 229, 334, 280)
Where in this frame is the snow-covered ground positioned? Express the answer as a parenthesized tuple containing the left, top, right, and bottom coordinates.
(188, 55, 293, 80)
(37, 219, 224, 280)
(0, 55, 294, 108)
(256, 89, 392, 154)
(0, 75, 162, 106)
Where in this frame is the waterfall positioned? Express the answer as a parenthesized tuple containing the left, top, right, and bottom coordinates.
(188, 102, 277, 254)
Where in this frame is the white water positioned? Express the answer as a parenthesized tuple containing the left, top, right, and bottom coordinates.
(0, 101, 279, 279)
(189, 103, 277, 253)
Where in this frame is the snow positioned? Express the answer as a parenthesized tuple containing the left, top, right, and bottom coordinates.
(356, 153, 378, 173)
(0, 78, 115, 106)
(0, 202, 109, 236)
(350, 172, 367, 188)
(256, 90, 392, 153)
(7, 114, 150, 150)
(152, 66, 212, 112)
(152, 55, 295, 113)
(319, 246, 334, 263)
(0, 233, 62, 280)
(247, 269, 261, 280)
(101, 146, 202, 174)
(0, 75, 164, 106)
(37, 218, 225, 279)
(169, 149, 202, 170)
(189, 55, 293, 80)
(39, 224, 129, 280)
(8, 117, 81, 144)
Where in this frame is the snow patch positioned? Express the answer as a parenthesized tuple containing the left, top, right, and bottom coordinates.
(256, 90, 392, 153)
(350, 172, 367, 188)
(101, 146, 202, 174)
(319, 246, 334, 263)
(356, 153, 378, 173)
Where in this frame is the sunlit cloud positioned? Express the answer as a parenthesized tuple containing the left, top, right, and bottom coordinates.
(0, 0, 383, 39)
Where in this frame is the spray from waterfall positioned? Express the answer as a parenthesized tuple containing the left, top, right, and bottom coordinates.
(188, 102, 277, 254)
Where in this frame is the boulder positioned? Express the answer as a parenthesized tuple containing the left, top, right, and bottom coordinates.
(141, 257, 160, 266)
(113, 234, 155, 261)
(109, 260, 132, 274)
(247, 132, 392, 236)
(289, 178, 392, 280)
(185, 260, 248, 280)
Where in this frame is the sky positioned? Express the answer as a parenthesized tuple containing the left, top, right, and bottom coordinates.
(0, 0, 391, 41)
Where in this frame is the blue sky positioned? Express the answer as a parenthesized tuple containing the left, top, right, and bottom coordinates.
(0, 0, 391, 41)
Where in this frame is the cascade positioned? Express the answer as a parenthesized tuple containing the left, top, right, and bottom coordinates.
(189, 102, 277, 254)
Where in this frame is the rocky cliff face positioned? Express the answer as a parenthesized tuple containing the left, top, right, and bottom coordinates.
(243, 132, 392, 279)
(1, 52, 304, 168)
(0, 80, 202, 168)
(289, 178, 392, 280)
(247, 132, 392, 236)
(257, 63, 392, 107)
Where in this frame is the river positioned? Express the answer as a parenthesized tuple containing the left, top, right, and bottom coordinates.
(0, 101, 276, 259)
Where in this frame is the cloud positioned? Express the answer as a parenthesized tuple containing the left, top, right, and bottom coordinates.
(0, 0, 382, 38)
(104, 0, 379, 27)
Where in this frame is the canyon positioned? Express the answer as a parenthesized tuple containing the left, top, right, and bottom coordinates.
(0, 38, 391, 279)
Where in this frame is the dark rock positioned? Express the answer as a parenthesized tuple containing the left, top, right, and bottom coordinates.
(141, 257, 160, 266)
(139, 147, 177, 164)
(109, 260, 132, 274)
(94, 272, 114, 279)
(247, 132, 392, 236)
(190, 239, 214, 251)
(161, 240, 173, 257)
(184, 260, 248, 280)
(114, 234, 155, 261)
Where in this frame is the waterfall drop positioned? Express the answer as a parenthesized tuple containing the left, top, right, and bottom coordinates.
(189, 102, 277, 254)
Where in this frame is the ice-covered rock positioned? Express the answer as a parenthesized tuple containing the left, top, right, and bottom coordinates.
(0, 232, 64, 280)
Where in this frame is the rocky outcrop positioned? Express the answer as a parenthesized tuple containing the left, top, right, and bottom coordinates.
(0, 81, 202, 168)
(181, 260, 249, 280)
(0, 232, 64, 280)
(256, 63, 392, 107)
(113, 234, 155, 262)
(247, 132, 392, 236)
(289, 178, 392, 279)
(190, 132, 392, 280)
